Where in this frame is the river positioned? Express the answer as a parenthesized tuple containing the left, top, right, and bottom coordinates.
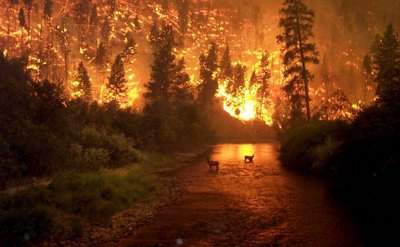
(107, 143, 363, 247)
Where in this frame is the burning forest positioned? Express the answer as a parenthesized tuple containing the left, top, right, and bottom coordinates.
(2, 0, 392, 126)
(1, 0, 400, 246)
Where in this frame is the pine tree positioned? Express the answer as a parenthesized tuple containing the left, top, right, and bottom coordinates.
(89, 5, 98, 26)
(23, 0, 33, 34)
(94, 42, 110, 73)
(320, 53, 332, 95)
(55, 16, 70, 85)
(144, 23, 177, 115)
(177, 0, 190, 38)
(75, 61, 92, 101)
(101, 19, 111, 43)
(220, 45, 233, 79)
(251, 5, 262, 48)
(94, 42, 110, 102)
(43, 0, 53, 19)
(229, 63, 246, 97)
(18, 8, 27, 29)
(171, 58, 193, 107)
(107, 54, 127, 102)
(257, 51, 271, 116)
(198, 42, 218, 108)
(370, 24, 400, 107)
(123, 37, 137, 59)
(277, 0, 319, 123)
(362, 54, 372, 102)
(73, 0, 91, 45)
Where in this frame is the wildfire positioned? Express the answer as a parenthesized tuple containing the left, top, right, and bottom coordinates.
(0, 0, 286, 125)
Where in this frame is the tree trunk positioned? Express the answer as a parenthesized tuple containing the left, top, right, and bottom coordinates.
(294, 0, 311, 123)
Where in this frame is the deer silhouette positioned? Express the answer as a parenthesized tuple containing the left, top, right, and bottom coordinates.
(244, 154, 254, 163)
(207, 157, 219, 171)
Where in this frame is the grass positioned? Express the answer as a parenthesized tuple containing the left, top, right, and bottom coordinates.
(0, 161, 166, 245)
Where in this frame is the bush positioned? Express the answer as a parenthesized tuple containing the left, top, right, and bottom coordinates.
(0, 165, 163, 244)
(279, 120, 348, 171)
(79, 127, 142, 168)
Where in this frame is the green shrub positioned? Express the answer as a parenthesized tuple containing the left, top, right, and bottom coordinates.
(79, 127, 142, 167)
(279, 120, 347, 171)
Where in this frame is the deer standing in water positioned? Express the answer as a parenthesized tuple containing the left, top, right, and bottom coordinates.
(207, 157, 219, 171)
(244, 154, 254, 163)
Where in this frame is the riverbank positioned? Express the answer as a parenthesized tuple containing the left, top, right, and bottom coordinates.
(0, 147, 210, 247)
(105, 143, 363, 247)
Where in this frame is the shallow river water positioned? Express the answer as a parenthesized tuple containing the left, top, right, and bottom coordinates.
(107, 143, 363, 247)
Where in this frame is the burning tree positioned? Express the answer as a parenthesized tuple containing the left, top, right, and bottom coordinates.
(317, 89, 356, 122)
(198, 42, 219, 109)
(55, 16, 70, 85)
(74, 61, 92, 102)
(277, 0, 319, 123)
(369, 24, 400, 108)
(256, 51, 271, 117)
(107, 54, 127, 104)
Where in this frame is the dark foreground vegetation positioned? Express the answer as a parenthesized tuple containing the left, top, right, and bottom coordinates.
(279, 24, 400, 246)
(0, 51, 212, 245)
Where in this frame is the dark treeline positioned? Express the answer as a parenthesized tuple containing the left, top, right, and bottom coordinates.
(0, 23, 213, 188)
(278, 19, 400, 245)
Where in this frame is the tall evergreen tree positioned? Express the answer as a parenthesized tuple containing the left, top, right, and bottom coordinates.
(73, 0, 90, 44)
(23, 0, 33, 35)
(362, 54, 372, 102)
(370, 24, 400, 107)
(101, 19, 111, 43)
(123, 37, 137, 59)
(198, 42, 218, 108)
(229, 63, 246, 97)
(43, 0, 53, 19)
(171, 58, 193, 107)
(144, 23, 177, 115)
(177, 0, 190, 37)
(75, 61, 92, 101)
(55, 16, 70, 85)
(18, 8, 27, 29)
(107, 54, 127, 102)
(220, 45, 233, 79)
(94, 41, 110, 79)
(277, 0, 319, 123)
(257, 51, 271, 116)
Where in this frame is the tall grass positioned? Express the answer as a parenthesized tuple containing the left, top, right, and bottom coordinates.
(0, 165, 162, 245)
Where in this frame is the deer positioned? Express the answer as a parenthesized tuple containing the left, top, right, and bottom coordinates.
(244, 154, 254, 163)
(207, 157, 219, 171)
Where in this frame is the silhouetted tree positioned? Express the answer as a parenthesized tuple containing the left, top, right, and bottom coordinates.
(177, 0, 190, 45)
(198, 42, 218, 108)
(73, 0, 90, 45)
(75, 61, 92, 101)
(94, 41, 110, 85)
(362, 54, 372, 102)
(18, 8, 27, 29)
(220, 45, 233, 79)
(171, 58, 193, 107)
(257, 51, 271, 116)
(370, 24, 400, 108)
(55, 16, 70, 85)
(123, 37, 137, 60)
(43, 0, 53, 19)
(101, 19, 111, 43)
(277, 0, 319, 123)
(107, 54, 127, 103)
(229, 63, 246, 97)
(144, 23, 176, 115)
(320, 53, 333, 95)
